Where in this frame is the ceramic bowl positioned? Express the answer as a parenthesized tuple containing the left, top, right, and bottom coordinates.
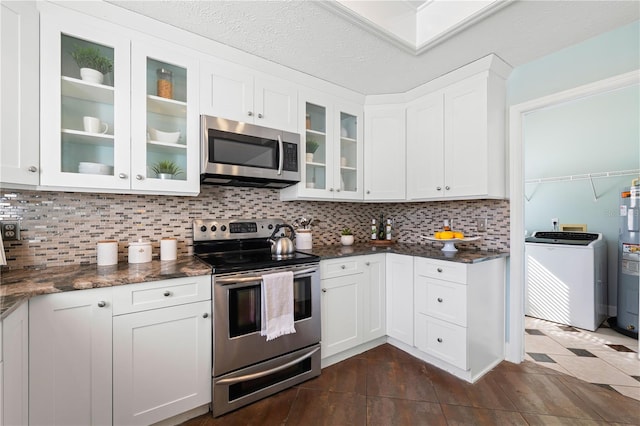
(149, 128, 180, 144)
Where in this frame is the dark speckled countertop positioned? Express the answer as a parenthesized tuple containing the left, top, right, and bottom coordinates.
(304, 242, 508, 264)
(0, 257, 212, 319)
(0, 244, 507, 320)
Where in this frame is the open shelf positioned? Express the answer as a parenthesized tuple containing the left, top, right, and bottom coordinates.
(147, 95, 187, 117)
(61, 128, 114, 148)
(147, 140, 187, 154)
(61, 76, 114, 104)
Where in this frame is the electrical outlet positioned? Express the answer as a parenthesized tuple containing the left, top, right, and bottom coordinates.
(476, 218, 488, 232)
(551, 218, 559, 230)
(1, 221, 20, 241)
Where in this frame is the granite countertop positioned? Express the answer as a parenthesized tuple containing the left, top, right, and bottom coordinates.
(304, 242, 509, 264)
(0, 257, 212, 320)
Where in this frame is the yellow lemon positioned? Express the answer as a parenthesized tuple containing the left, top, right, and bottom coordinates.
(440, 231, 454, 240)
(453, 232, 464, 239)
(434, 231, 442, 239)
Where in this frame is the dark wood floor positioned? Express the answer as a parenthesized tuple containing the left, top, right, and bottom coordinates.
(183, 344, 640, 425)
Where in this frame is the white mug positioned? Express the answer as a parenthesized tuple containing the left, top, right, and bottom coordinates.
(83, 116, 108, 134)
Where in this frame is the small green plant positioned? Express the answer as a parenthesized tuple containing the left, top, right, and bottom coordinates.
(152, 160, 183, 176)
(306, 139, 319, 154)
(341, 227, 353, 236)
(70, 45, 113, 74)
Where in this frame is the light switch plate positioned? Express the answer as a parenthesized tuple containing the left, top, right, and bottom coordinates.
(476, 218, 488, 232)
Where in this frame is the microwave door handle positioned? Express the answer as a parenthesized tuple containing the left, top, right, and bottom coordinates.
(201, 116, 209, 172)
(277, 134, 283, 176)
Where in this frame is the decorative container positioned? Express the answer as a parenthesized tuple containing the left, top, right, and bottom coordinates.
(296, 230, 312, 250)
(156, 68, 173, 99)
(128, 239, 152, 264)
(160, 238, 178, 261)
(340, 235, 354, 246)
(97, 240, 118, 266)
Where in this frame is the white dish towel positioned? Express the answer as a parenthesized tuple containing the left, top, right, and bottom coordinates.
(261, 271, 296, 341)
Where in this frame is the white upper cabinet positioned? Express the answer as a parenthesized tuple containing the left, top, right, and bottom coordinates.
(281, 92, 363, 201)
(0, 1, 40, 187)
(406, 72, 506, 200)
(363, 105, 406, 201)
(200, 59, 298, 133)
(39, 4, 200, 195)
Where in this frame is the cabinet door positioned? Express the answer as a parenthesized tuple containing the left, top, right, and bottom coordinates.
(0, 1, 40, 186)
(130, 40, 199, 194)
(444, 76, 488, 197)
(300, 95, 334, 196)
(362, 254, 386, 342)
(199, 59, 254, 124)
(363, 105, 406, 200)
(254, 74, 298, 133)
(113, 300, 211, 426)
(406, 92, 445, 200)
(386, 254, 414, 346)
(2, 302, 28, 426)
(29, 288, 113, 426)
(334, 102, 363, 200)
(39, 6, 131, 190)
(321, 273, 363, 358)
(415, 314, 468, 370)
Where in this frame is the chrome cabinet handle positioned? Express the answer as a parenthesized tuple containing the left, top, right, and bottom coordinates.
(257, 113, 263, 118)
(247, 111, 254, 117)
(437, 297, 443, 303)
(329, 188, 334, 192)
(336, 189, 341, 192)
(97, 301, 106, 308)
(340, 265, 346, 269)
(365, 262, 370, 266)
(28, 166, 38, 173)
(437, 267, 443, 273)
(203, 313, 209, 318)
(136, 174, 144, 180)
(445, 186, 450, 190)
(366, 190, 370, 194)
(322, 288, 327, 293)
(119, 173, 128, 179)
(163, 291, 171, 297)
(437, 337, 443, 343)
(436, 186, 442, 191)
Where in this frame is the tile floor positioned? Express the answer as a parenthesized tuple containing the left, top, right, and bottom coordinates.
(183, 343, 640, 425)
(524, 315, 640, 401)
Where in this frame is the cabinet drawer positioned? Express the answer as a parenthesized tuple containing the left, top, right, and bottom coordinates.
(321, 258, 362, 279)
(113, 275, 211, 315)
(415, 314, 467, 370)
(415, 257, 467, 284)
(415, 278, 467, 326)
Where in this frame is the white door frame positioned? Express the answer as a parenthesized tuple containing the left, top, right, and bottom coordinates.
(505, 70, 639, 363)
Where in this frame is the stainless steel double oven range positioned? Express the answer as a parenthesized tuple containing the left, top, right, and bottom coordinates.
(193, 218, 321, 417)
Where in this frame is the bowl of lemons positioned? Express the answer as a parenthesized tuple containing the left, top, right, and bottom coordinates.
(421, 231, 480, 252)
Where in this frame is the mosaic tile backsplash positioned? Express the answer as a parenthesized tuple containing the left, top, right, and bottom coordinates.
(0, 186, 510, 270)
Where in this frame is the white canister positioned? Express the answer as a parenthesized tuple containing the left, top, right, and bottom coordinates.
(97, 240, 118, 266)
(128, 239, 152, 264)
(160, 237, 178, 261)
(296, 230, 312, 250)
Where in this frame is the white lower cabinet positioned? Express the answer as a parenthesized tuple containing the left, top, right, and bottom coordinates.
(112, 277, 212, 426)
(385, 254, 414, 346)
(2, 302, 29, 426)
(414, 257, 505, 380)
(29, 287, 113, 426)
(320, 254, 386, 359)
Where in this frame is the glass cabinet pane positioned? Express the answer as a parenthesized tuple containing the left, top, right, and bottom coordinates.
(60, 34, 115, 176)
(340, 112, 357, 192)
(145, 58, 188, 181)
(305, 102, 326, 190)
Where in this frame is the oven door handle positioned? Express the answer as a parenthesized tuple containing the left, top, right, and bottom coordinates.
(216, 346, 320, 386)
(215, 267, 318, 285)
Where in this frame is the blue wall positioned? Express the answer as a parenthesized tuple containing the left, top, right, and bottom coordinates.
(508, 20, 640, 316)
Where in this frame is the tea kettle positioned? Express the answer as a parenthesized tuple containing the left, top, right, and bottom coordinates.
(269, 224, 296, 257)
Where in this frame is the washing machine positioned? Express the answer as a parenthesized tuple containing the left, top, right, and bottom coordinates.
(525, 231, 607, 331)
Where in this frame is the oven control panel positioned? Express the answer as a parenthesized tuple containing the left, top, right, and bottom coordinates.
(193, 218, 284, 241)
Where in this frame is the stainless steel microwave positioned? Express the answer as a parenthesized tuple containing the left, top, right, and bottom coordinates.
(200, 115, 300, 188)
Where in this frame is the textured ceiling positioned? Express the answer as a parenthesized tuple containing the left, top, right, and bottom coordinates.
(109, 1, 640, 95)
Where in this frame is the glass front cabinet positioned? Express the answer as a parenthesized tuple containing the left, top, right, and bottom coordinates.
(281, 94, 363, 201)
(39, 6, 199, 194)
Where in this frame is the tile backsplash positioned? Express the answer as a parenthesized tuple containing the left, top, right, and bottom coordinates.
(0, 186, 509, 269)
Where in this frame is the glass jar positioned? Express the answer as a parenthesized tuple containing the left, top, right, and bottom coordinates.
(156, 68, 173, 99)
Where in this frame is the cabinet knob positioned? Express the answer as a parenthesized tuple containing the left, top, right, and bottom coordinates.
(97, 301, 106, 308)
(445, 186, 450, 191)
(365, 262, 370, 266)
(329, 188, 334, 192)
(28, 166, 38, 173)
(322, 288, 327, 293)
(247, 111, 254, 117)
(257, 113, 263, 119)
(437, 297, 443, 303)
(436, 186, 442, 191)
(119, 173, 128, 179)
(203, 313, 209, 318)
(163, 291, 171, 297)
(336, 189, 341, 192)
(437, 267, 443, 273)
(341, 265, 346, 269)
(437, 337, 443, 343)
(366, 190, 370, 194)
(136, 174, 144, 180)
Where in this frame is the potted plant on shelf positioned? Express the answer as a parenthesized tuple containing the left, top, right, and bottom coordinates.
(306, 139, 319, 162)
(151, 160, 183, 180)
(70, 45, 113, 85)
(340, 228, 354, 246)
